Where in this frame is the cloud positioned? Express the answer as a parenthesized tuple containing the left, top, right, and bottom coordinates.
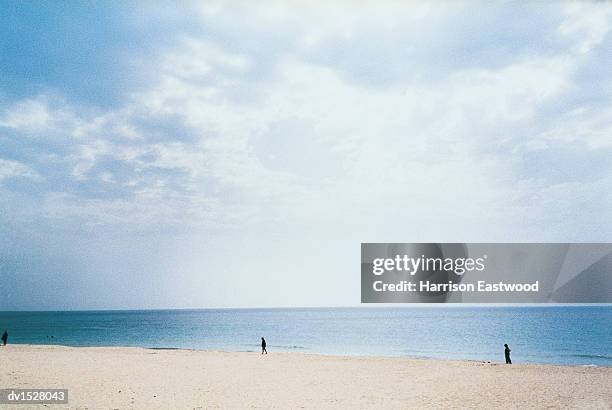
(0, 98, 52, 132)
(162, 37, 251, 80)
(0, 158, 41, 181)
(559, 2, 612, 54)
(0, 8, 607, 229)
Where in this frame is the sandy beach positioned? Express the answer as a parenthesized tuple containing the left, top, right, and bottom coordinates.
(0, 345, 610, 409)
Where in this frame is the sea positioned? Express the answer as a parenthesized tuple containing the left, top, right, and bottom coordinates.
(0, 306, 610, 366)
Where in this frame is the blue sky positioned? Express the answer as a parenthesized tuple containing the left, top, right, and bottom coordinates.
(1, 1, 611, 310)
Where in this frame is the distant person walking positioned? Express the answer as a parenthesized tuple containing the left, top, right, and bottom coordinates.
(504, 343, 511, 364)
(261, 337, 267, 354)
(1, 330, 8, 346)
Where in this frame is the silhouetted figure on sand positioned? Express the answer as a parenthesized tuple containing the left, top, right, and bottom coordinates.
(261, 337, 267, 354)
(504, 343, 511, 364)
(1, 330, 8, 346)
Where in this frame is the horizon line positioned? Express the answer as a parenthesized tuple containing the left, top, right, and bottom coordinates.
(1, 303, 611, 313)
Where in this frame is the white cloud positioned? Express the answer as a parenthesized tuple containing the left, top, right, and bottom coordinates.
(532, 105, 612, 150)
(559, 2, 612, 54)
(0, 12, 603, 233)
(0, 98, 51, 132)
(0, 158, 41, 181)
(164, 37, 251, 80)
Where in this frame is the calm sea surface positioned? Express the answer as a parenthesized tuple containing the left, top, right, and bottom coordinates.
(0, 306, 610, 366)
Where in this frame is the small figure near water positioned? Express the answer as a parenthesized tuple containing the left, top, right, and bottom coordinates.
(1, 329, 8, 346)
(504, 343, 512, 364)
(261, 337, 267, 354)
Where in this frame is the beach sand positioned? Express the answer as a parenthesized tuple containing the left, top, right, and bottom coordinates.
(1, 345, 610, 409)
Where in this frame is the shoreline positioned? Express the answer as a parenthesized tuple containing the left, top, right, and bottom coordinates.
(1, 344, 610, 408)
(3, 343, 609, 368)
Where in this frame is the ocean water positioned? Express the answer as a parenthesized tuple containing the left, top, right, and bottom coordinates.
(0, 306, 610, 366)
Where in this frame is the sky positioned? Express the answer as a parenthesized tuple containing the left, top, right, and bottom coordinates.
(1, 1, 611, 310)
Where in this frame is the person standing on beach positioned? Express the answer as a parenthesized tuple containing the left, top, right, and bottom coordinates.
(504, 343, 511, 364)
(1, 330, 8, 346)
(261, 337, 267, 354)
